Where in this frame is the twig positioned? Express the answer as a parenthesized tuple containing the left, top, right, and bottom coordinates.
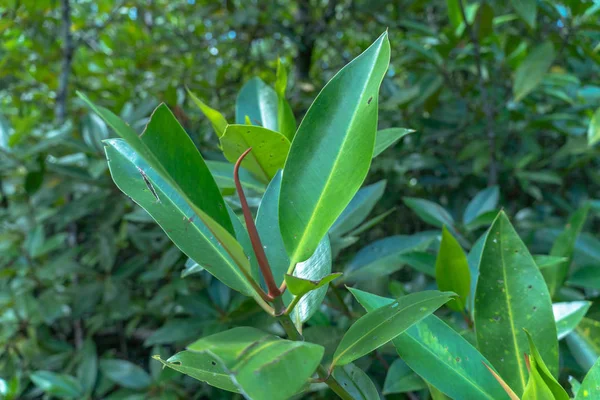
(458, 0, 497, 186)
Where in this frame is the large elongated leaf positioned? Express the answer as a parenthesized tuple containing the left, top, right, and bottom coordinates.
(279, 32, 390, 264)
(474, 211, 558, 397)
(513, 42, 555, 102)
(435, 226, 470, 311)
(350, 288, 508, 400)
(158, 327, 324, 400)
(466, 233, 487, 317)
(332, 363, 379, 400)
(236, 77, 279, 130)
(575, 357, 600, 400)
(220, 125, 290, 183)
(255, 171, 332, 326)
(543, 204, 590, 297)
(104, 139, 258, 298)
(332, 290, 454, 367)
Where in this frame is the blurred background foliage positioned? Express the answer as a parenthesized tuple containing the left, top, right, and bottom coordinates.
(1, 0, 600, 399)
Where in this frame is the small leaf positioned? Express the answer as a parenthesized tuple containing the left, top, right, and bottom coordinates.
(284, 272, 342, 297)
(236, 77, 279, 131)
(553, 301, 591, 340)
(275, 59, 296, 140)
(330, 180, 387, 238)
(99, 359, 152, 390)
(403, 197, 454, 228)
(373, 128, 414, 157)
(533, 255, 568, 270)
(30, 372, 83, 399)
(332, 364, 379, 400)
(331, 290, 454, 367)
(279, 32, 390, 264)
(575, 357, 600, 400)
(463, 186, 499, 225)
(435, 226, 471, 311)
(566, 318, 600, 371)
(522, 330, 569, 400)
(513, 41, 555, 102)
(220, 124, 290, 182)
(187, 88, 228, 137)
(588, 107, 600, 147)
(383, 359, 426, 394)
(510, 0, 537, 29)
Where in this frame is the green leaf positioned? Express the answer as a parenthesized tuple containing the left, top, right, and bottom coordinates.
(476, 2, 494, 38)
(331, 290, 454, 367)
(575, 357, 600, 400)
(76, 339, 98, 394)
(275, 60, 296, 140)
(284, 272, 342, 297)
(463, 186, 499, 225)
(510, 0, 537, 29)
(236, 77, 279, 131)
(182, 327, 324, 400)
(383, 359, 426, 394)
(187, 88, 228, 137)
(466, 232, 487, 316)
(474, 211, 558, 396)
(220, 124, 290, 182)
(350, 288, 508, 400)
(99, 359, 152, 390)
(331, 364, 379, 400)
(554, 301, 591, 340)
(543, 204, 590, 297)
(279, 32, 390, 264)
(206, 160, 266, 194)
(330, 180, 386, 238)
(403, 197, 454, 228)
(104, 139, 258, 297)
(567, 265, 600, 289)
(343, 232, 438, 282)
(373, 128, 414, 157)
(534, 255, 568, 270)
(446, 0, 462, 29)
(30, 372, 83, 399)
(435, 226, 471, 311)
(182, 257, 204, 277)
(256, 171, 332, 326)
(513, 41, 555, 102)
(566, 318, 600, 371)
(78, 93, 234, 235)
(588, 108, 600, 147)
(522, 330, 569, 400)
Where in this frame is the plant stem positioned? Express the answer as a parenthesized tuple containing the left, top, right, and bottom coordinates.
(273, 299, 354, 400)
(234, 148, 281, 298)
(458, 0, 497, 187)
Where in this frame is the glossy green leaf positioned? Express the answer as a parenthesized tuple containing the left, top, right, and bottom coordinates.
(383, 359, 426, 394)
(466, 233, 487, 316)
(332, 290, 454, 367)
(350, 288, 508, 400)
(331, 363, 379, 400)
(275, 60, 296, 140)
(588, 107, 600, 147)
(279, 32, 390, 264)
(343, 232, 438, 282)
(30, 372, 83, 399)
(575, 356, 600, 400)
(435, 226, 470, 311)
(220, 124, 290, 182)
(567, 266, 600, 289)
(543, 204, 590, 297)
(185, 327, 324, 400)
(206, 160, 266, 194)
(235, 77, 278, 131)
(554, 301, 592, 340)
(403, 197, 454, 228)
(187, 88, 228, 137)
(99, 359, 152, 390)
(373, 128, 414, 157)
(463, 186, 499, 225)
(79, 92, 234, 235)
(284, 272, 342, 297)
(523, 330, 569, 400)
(513, 42, 555, 102)
(104, 139, 258, 298)
(570, 376, 582, 398)
(474, 211, 558, 396)
(256, 171, 332, 326)
(566, 318, 600, 370)
(510, 0, 537, 28)
(330, 180, 386, 238)
(534, 255, 568, 270)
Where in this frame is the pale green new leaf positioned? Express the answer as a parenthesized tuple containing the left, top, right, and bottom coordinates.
(187, 88, 228, 137)
(513, 42, 555, 102)
(588, 108, 600, 147)
(284, 273, 342, 297)
(522, 330, 569, 400)
(435, 226, 471, 311)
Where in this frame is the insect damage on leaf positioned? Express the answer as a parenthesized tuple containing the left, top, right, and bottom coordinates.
(137, 166, 161, 203)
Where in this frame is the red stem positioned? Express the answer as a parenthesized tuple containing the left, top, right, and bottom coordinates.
(234, 148, 281, 298)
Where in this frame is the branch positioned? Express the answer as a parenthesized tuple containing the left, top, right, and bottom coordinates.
(458, 0, 498, 186)
(55, 0, 74, 124)
(234, 148, 281, 299)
